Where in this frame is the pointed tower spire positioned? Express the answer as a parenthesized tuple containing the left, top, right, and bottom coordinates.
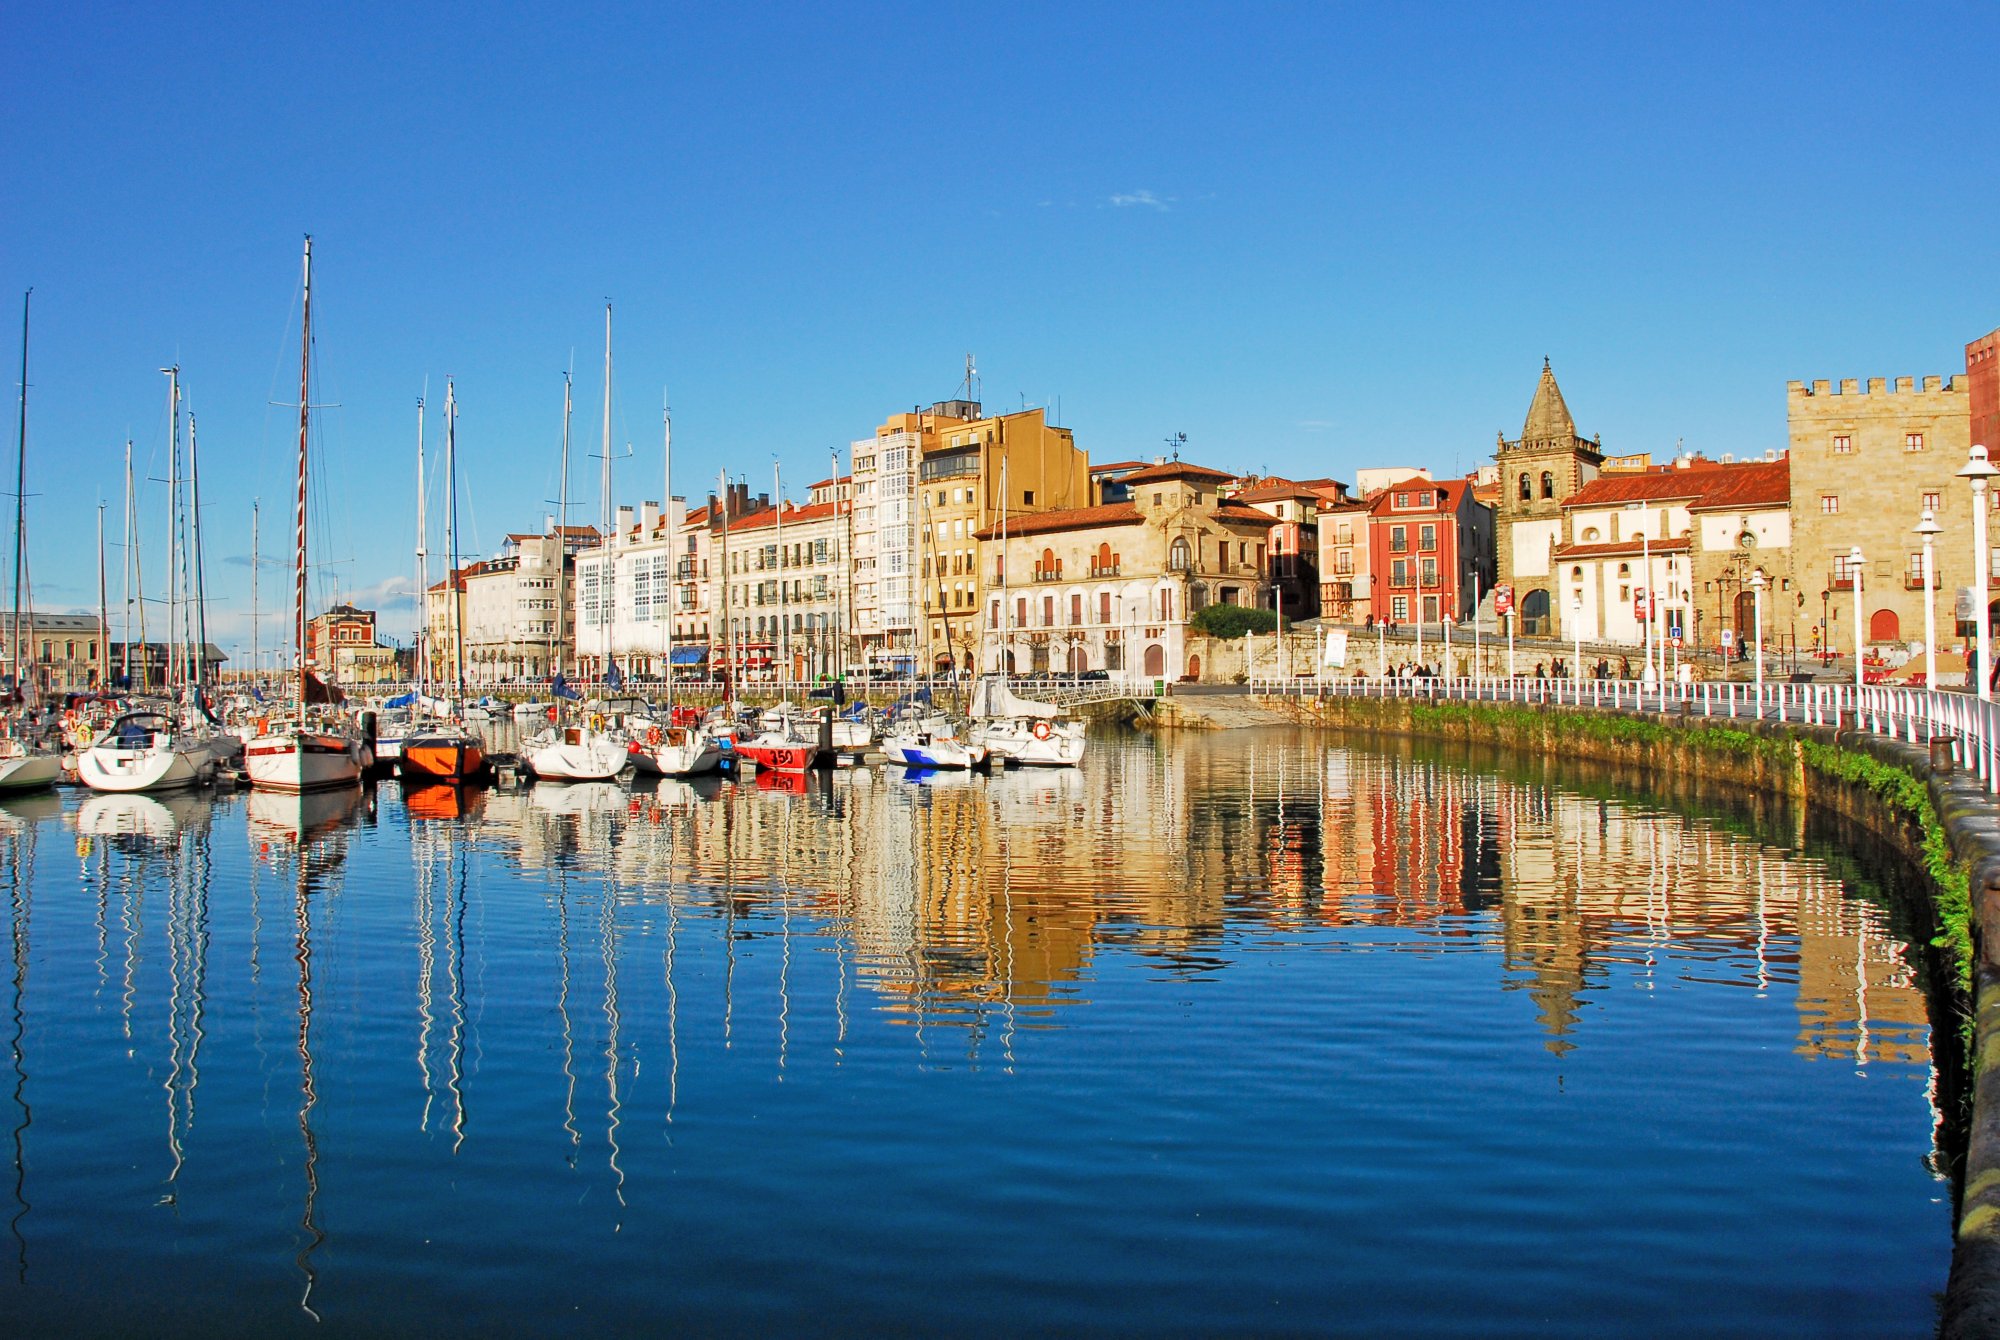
(1522, 358, 1576, 443)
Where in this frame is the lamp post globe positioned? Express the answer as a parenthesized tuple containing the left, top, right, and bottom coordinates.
(1958, 443, 1998, 700)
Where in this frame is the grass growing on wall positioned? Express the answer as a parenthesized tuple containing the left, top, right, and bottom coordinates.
(1801, 740, 1973, 997)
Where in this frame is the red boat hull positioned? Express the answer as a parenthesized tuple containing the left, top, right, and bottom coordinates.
(735, 742, 823, 773)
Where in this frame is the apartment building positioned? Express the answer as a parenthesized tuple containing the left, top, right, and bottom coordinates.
(851, 400, 1089, 672)
(977, 460, 1272, 680)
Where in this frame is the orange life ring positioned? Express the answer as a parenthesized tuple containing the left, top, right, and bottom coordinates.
(646, 727, 662, 747)
(1032, 720, 1052, 740)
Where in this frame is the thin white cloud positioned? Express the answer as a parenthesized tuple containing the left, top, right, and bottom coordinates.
(1108, 189, 1172, 211)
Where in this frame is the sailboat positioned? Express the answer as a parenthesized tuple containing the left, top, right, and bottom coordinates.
(527, 305, 628, 785)
(245, 237, 368, 793)
(401, 380, 486, 784)
(81, 368, 229, 792)
(968, 460, 1085, 768)
(0, 290, 60, 794)
(627, 389, 720, 778)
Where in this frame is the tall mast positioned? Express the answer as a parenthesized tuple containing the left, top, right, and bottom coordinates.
(293, 235, 312, 715)
(775, 461, 786, 691)
(249, 500, 257, 688)
(11, 290, 28, 704)
(554, 371, 571, 679)
(97, 501, 107, 690)
(189, 409, 209, 688)
(413, 396, 426, 692)
(719, 468, 733, 702)
(661, 389, 671, 704)
(999, 456, 1009, 685)
(163, 365, 180, 691)
(445, 380, 463, 699)
(123, 441, 136, 686)
(598, 302, 612, 683)
(672, 388, 680, 704)
(833, 447, 847, 684)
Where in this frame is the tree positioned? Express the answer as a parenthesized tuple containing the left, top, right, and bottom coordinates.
(1190, 604, 1279, 638)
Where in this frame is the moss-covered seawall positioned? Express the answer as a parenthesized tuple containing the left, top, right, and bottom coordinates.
(1201, 691, 2000, 1336)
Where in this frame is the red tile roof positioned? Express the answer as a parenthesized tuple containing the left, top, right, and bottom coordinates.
(974, 503, 1143, 540)
(1119, 460, 1236, 485)
(1550, 536, 1693, 561)
(1564, 459, 1788, 511)
(1366, 477, 1474, 516)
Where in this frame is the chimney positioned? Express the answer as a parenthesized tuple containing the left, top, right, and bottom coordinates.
(616, 505, 636, 544)
(641, 500, 661, 535)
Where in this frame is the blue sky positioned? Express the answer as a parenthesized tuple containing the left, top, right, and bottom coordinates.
(4, 2, 1995, 660)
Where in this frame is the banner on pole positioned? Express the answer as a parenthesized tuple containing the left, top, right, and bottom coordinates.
(1322, 630, 1349, 667)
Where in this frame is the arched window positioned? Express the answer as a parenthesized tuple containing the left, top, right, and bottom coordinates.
(1541, 471, 1556, 499)
(1571, 566, 1584, 581)
(1097, 542, 1112, 569)
(1518, 472, 1532, 501)
(1582, 526, 1601, 542)
(1169, 537, 1192, 570)
(1616, 563, 1631, 579)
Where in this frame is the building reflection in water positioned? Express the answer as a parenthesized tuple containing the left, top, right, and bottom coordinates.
(453, 735, 1932, 1077)
(1, 730, 1942, 1329)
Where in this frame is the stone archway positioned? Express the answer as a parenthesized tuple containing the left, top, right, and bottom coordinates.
(1185, 653, 1202, 681)
(1519, 588, 1552, 637)
(1143, 644, 1165, 677)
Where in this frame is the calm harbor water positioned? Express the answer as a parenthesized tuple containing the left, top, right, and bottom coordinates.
(0, 729, 1950, 1336)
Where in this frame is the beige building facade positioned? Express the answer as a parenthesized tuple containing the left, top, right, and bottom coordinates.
(977, 461, 1272, 680)
(1787, 374, 1972, 652)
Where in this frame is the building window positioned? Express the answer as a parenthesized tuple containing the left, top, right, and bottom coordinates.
(1541, 471, 1555, 499)
(1042, 596, 1054, 627)
(1924, 491, 1942, 513)
(1390, 526, 1408, 554)
(1518, 473, 1531, 501)
(1070, 594, 1083, 625)
(1391, 559, 1409, 587)
(1099, 591, 1112, 623)
(1909, 552, 1927, 586)
(1395, 492, 1409, 508)
(1833, 434, 1852, 454)
(1906, 432, 1925, 452)
(1334, 549, 1352, 575)
(1419, 524, 1437, 551)
(1419, 558, 1438, 587)
(1390, 595, 1409, 621)
(1820, 495, 1840, 514)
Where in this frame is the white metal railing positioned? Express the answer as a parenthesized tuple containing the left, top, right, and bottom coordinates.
(1239, 673, 2000, 794)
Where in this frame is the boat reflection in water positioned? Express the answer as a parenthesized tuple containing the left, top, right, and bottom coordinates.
(401, 782, 486, 824)
(246, 787, 364, 847)
(76, 791, 212, 841)
(0, 732, 1959, 1335)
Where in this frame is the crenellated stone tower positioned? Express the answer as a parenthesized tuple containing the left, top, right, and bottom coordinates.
(1494, 360, 1604, 636)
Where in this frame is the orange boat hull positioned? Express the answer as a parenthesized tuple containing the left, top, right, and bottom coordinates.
(401, 740, 486, 783)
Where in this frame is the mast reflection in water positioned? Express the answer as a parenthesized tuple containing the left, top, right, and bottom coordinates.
(0, 731, 1954, 1335)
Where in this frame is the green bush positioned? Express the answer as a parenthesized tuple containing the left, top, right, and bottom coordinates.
(1190, 604, 1279, 638)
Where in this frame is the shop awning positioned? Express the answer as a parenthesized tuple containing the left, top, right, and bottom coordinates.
(670, 646, 709, 665)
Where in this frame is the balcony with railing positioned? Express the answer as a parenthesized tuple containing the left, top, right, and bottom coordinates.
(1032, 565, 1064, 582)
(1829, 569, 1855, 591)
(1089, 561, 1121, 577)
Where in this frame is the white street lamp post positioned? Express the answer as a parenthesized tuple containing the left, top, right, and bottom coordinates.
(1850, 545, 1865, 696)
(1959, 444, 1998, 700)
(1571, 594, 1582, 682)
(1506, 612, 1515, 679)
(1377, 612, 1386, 679)
(1444, 614, 1453, 681)
(1916, 507, 1942, 693)
(1750, 570, 1765, 698)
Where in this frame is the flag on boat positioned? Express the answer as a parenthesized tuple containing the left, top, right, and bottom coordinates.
(551, 672, 582, 701)
(303, 670, 345, 705)
(384, 691, 419, 709)
(606, 661, 625, 690)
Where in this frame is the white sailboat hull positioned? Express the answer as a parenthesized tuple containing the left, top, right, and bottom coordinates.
(78, 741, 207, 793)
(628, 730, 723, 778)
(527, 733, 628, 782)
(0, 753, 60, 792)
(245, 731, 365, 792)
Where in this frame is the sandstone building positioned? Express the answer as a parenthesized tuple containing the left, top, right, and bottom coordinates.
(1494, 361, 1604, 637)
(1786, 373, 1972, 652)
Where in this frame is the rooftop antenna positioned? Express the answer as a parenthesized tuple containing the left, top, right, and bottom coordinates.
(962, 353, 979, 407)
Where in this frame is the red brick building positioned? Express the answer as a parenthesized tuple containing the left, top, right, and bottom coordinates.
(1970, 327, 2000, 456)
(1364, 477, 1495, 627)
